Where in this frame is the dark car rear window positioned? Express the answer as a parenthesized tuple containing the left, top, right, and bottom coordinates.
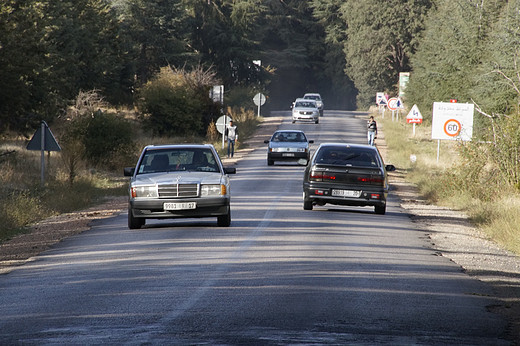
(272, 132, 307, 142)
(315, 147, 379, 167)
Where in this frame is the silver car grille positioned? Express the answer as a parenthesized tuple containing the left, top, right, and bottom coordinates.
(158, 184, 199, 198)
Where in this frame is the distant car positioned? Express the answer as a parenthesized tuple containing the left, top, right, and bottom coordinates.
(303, 93, 324, 116)
(302, 143, 395, 214)
(123, 144, 236, 229)
(263, 130, 314, 166)
(292, 98, 320, 124)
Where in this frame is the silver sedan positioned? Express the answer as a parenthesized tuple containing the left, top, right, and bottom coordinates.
(123, 144, 236, 229)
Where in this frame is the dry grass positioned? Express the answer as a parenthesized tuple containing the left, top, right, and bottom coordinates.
(378, 111, 520, 255)
(0, 141, 127, 241)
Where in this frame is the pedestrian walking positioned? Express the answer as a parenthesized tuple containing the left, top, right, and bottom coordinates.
(225, 120, 238, 158)
(367, 116, 378, 146)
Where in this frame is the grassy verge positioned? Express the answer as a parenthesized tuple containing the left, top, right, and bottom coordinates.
(0, 145, 127, 242)
(378, 112, 520, 254)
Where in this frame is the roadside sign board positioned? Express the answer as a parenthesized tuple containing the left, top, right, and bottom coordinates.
(216, 115, 232, 134)
(376, 92, 387, 106)
(406, 104, 423, 124)
(431, 102, 473, 141)
(399, 72, 410, 98)
(253, 93, 266, 106)
(27, 122, 61, 151)
(387, 97, 403, 111)
(210, 85, 224, 104)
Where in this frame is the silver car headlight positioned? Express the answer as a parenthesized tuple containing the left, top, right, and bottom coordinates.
(297, 148, 305, 152)
(131, 185, 158, 198)
(201, 184, 225, 196)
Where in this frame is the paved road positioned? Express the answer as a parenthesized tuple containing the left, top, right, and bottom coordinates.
(0, 111, 509, 344)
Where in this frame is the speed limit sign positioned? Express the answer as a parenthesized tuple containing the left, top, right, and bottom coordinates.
(432, 102, 473, 141)
(443, 119, 461, 137)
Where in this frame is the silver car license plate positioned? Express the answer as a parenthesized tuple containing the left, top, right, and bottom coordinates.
(282, 153, 295, 157)
(332, 189, 361, 198)
(164, 202, 196, 210)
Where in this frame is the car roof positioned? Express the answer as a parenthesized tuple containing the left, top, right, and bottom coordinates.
(274, 129, 305, 134)
(316, 142, 377, 151)
(143, 144, 215, 151)
(304, 93, 321, 97)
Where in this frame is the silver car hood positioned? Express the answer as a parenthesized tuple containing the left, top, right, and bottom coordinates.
(133, 172, 225, 185)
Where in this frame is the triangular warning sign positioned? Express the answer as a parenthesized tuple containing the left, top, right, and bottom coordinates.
(27, 122, 61, 151)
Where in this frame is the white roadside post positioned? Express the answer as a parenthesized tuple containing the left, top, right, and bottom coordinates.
(253, 93, 266, 117)
(216, 115, 232, 150)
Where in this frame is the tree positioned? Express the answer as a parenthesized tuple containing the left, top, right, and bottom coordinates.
(138, 66, 219, 137)
(0, 0, 132, 134)
(123, 0, 191, 86)
(406, 0, 502, 121)
(340, 0, 433, 108)
(256, 0, 326, 109)
(181, 0, 267, 88)
(0, 0, 49, 133)
(310, 0, 356, 109)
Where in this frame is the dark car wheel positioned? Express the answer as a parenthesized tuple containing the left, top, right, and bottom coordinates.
(128, 208, 145, 229)
(217, 209, 231, 227)
(267, 159, 274, 166)
(315, 119, 319, 124)
(374, 204, 386, 215)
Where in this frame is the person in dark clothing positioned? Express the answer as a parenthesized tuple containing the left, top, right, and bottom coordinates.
(367, 116, 378, 146)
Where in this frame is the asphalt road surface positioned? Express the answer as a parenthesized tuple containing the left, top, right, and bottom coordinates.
(0, 111, 509, 344)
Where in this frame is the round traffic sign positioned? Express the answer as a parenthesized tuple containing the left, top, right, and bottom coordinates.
(387, 97, 398, 110)
(253, 93, 266, 106)
(443, 119, 461, 137)
(216, 115, 232, 134)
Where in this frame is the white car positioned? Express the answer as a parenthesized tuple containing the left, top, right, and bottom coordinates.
(303, 93, 324, 116)
(291, 98, 319, 124)
(123, 144, 236, 229)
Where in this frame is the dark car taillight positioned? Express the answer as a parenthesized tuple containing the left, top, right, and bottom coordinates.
(310, 171, 336, 182)
(357, 176, 384, 185)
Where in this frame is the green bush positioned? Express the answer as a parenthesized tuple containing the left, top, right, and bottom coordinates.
(83, 111, 137, 170)
(0, 191, 49, 241)
(138, 67, 221, 137)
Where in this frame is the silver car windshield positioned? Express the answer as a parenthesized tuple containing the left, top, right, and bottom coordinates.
(316, 147, 379, 167)
(137, 148, 220, 174)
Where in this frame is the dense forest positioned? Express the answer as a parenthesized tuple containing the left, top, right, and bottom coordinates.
(1, 0, 520, 137)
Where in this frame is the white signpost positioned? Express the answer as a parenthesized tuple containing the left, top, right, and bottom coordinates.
(253, 93, 266, 117)
(431, 101, 474, 161)
(216, 115, 232, 149)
